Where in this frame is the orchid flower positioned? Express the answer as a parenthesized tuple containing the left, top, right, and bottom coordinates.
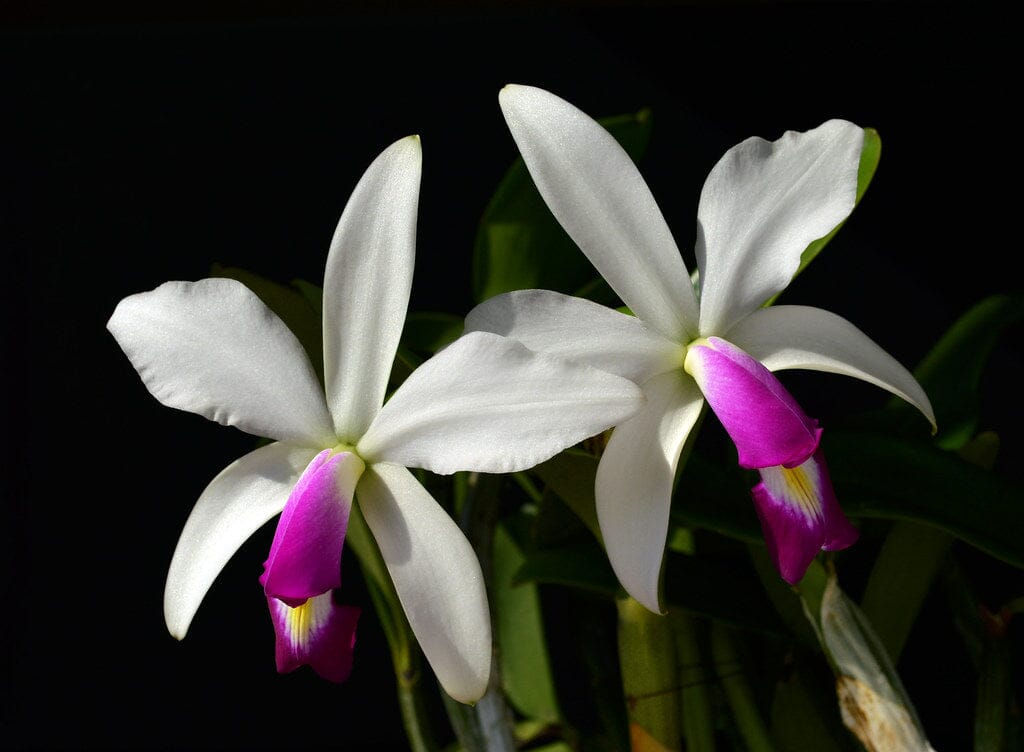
(466, 85, 936, 613)
(107, 135, 643, 702)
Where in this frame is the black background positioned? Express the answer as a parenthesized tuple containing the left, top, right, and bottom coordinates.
(3, 1, 1020, 750)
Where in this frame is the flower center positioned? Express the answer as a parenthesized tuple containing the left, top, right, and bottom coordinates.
(758, 462, 823, 521)
(681, 336, 713, 378)
(272, 592, 335, 651)
(330, 442, 359, 458)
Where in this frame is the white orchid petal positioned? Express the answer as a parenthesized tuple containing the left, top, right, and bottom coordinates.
(164, 442, 320, 639)
(465, 289, 683, 383)
(323, 135, 422, 441)
(697, 120, 864, 335)
(727, 305, 936, 430)
(107, 278, 335, 446)
(358, 463, 491, 703)
(595, 371, 704, 614)
(358, 331, 644, 475)
(499, 84, 699, 341)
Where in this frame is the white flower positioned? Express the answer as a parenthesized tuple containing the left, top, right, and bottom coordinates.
(108, 135, 643, 701)
(467, 85, 935, 612)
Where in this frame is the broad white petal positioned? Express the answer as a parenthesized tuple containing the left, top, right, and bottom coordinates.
(499, 84, 699, 342)
(358, 463, 491, 703)
(465, 289, 683, 383)
(164, 442, 321, 639)
(323, 135, 422, 441)
(696, 120, 864, 335)
(108, 278, 335, 446)
(358, 331, 644, 475)
(595, 371, 704, 614)
(727, 305, 936, 430)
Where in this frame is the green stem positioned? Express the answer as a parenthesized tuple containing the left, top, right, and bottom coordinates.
(441, 657, 516, 752)
(710, 622, 775, 752)
(670, 612, 715, 752)
(446, 472, 517, 752)
(617, 596, 680, 751)
(397, 651, 440, 752)
(974, 636, 1011, 752)
(348, 503, 439, 752)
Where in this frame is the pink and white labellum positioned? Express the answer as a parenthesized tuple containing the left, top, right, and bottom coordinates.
(752, 450, 859, 585)
(258, 449, 364, 681)
(267, 592, 360, 683)
(685, 336, 858, 582)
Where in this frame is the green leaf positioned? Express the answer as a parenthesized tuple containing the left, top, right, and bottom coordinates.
(858, 521, 953, 662)
(858, 414, 997, 665)
(532, 486, 592, 550)
(539, 585, 629, 752)
(663, 551, 789, 635)
(532, 449, 604, 543)
(671, 451, 763, 544)
(401, 311, 464, 356)
(513, 539, 621, 597)
(885, 293, 1024, 449)
(493, 518, 562, 724)
(825, 430, 1024, 568)
(768, 655, 856, 752)
(767, 127, 882, 303)
(472, 110, 653, 305)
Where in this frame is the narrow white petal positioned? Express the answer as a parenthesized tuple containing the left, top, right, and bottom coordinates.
(164, 442, 320, 639)
(696, 120, 864, 335)
(465, 289, 683, 383)
(108, 278, 335, 446)
(358, 463, 491, 703)
(595, 371, 704, 614)
(323, 135, 422, 441)
(358, 331, 644, 475)
(727, 305, 936, 430)
(499, 84, 699, 342)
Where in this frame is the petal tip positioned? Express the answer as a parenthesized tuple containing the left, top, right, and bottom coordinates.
(165, 616, 188, 642)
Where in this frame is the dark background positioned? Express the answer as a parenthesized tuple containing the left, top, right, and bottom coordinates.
(3, 1, 1019, 750)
